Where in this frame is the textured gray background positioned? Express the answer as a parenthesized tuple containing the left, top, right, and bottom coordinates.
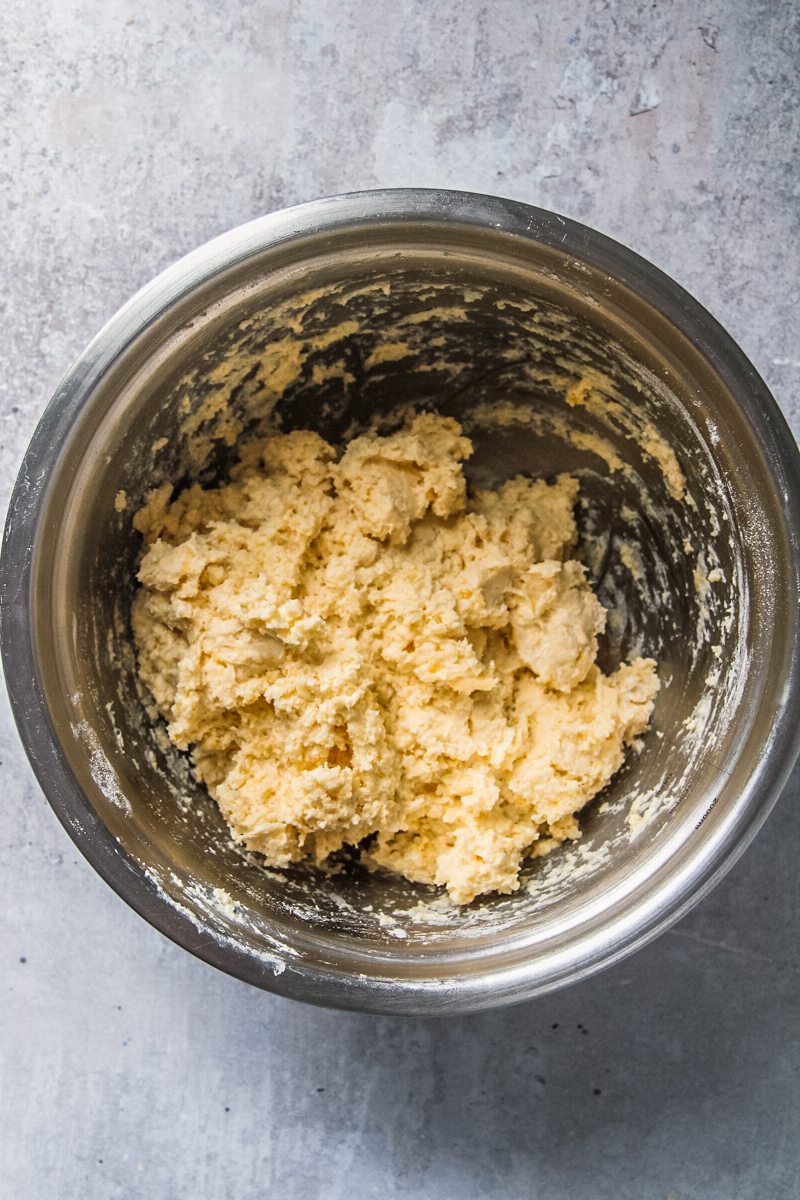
(2, 2, 799, 1198)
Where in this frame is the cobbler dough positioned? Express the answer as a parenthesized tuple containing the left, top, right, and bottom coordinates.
(132, 413, 658, 904)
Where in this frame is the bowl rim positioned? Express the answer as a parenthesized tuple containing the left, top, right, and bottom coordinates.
(3, 188, 800, 1014)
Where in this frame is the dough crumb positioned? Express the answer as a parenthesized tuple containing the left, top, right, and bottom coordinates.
(132, 412, 658, 904)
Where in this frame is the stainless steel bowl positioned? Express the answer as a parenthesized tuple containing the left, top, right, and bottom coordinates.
(3, 190, 799, 1014)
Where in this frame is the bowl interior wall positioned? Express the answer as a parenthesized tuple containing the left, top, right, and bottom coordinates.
(38, 233, 765, 969)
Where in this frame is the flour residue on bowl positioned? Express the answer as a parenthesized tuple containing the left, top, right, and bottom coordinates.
(91, 273, 749, 944)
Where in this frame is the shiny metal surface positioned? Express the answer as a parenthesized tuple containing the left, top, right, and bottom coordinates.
(2, 189, 799, 1014)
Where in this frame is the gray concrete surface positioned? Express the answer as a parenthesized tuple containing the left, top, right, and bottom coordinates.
(2, 2, 799, 1197)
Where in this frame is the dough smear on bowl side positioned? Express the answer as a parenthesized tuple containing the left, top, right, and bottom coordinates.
(132, 412, 659, 904)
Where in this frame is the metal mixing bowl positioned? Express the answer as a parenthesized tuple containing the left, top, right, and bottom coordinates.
(3, 190, 799, 1014)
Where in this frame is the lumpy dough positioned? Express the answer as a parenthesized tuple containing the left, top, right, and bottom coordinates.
(132, 413, 659, 904)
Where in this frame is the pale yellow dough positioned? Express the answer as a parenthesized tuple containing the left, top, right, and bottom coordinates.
(132, 413, 658, 904)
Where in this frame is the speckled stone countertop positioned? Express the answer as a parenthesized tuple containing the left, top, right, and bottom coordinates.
(2, 3, 798, 1197)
